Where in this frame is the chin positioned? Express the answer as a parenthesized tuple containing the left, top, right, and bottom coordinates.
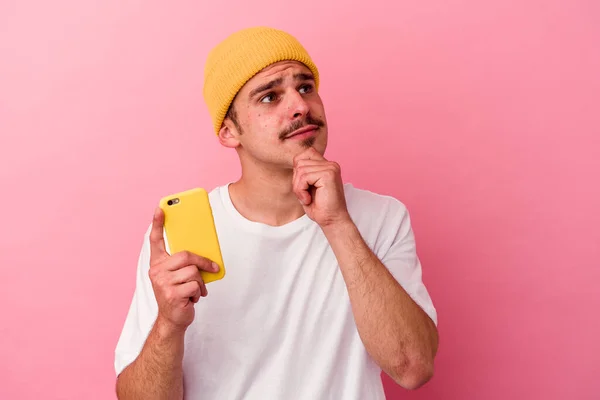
(313, 139, 327, 156)
(312, 143, 327, 156)
(280, 134, 328, 167)
(302, 134, 327, 154)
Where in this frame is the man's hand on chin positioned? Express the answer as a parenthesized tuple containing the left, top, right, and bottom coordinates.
(292, 147, 352, 229)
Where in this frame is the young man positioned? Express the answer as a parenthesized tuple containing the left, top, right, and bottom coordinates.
(115, 26, 439, 399)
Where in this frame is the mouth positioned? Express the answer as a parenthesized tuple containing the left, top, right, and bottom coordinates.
(285, 125, 319, 140)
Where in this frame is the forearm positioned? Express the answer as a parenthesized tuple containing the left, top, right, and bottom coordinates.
(322, 220, 438, 389)
(116, 317, 185, 400)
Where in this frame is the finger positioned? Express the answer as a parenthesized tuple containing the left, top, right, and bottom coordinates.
(294, 166, 333, 187)
(296, 169, 332, 192)
(167, 251, 220, 273)
(294, 159, 328, 168)
(304, 146, 325, 159)
(292, 166, 311, 205)
(169, 265, 209, 299)
(199, 279, 208, 298)
(149, 207, 167, 262)
(176, 280, 201, 301)
(191, 279, 207, 302)
(295, 165, 335, 177)
(169, 265, 204, 285)
(293, 167, 331, 205)
(292, 164, 306, 204)
(293, 147, 325, 165)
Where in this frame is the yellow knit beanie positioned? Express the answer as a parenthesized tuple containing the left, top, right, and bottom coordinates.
(203, 26, 320, 134)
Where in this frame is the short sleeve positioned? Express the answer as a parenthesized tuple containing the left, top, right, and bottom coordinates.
(379, 201, 438, 326)
(114, 225, 159, 376)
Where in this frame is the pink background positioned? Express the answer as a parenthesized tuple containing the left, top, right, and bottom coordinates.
(1, 0, 599, 399)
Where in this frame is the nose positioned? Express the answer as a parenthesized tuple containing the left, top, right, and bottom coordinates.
(286, 90, 310, 120)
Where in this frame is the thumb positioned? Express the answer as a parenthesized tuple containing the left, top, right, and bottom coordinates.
(149, 207, 168, 262)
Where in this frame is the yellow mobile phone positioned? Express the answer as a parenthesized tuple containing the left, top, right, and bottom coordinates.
(159, 188, 225, 284)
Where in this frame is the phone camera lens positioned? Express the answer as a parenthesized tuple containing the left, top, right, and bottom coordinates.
(167, 200, 173, 206)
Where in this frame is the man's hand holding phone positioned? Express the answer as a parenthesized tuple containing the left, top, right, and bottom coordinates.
(148, 207, 220, 332)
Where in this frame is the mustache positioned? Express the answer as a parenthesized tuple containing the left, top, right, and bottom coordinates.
(278, 115, 325, 140)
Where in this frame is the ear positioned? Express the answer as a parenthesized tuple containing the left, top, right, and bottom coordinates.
(218, 119, 241, 149)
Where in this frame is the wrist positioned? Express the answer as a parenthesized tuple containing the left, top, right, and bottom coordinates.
(155, 315, 187, 340)
(321, 215, 356, 238)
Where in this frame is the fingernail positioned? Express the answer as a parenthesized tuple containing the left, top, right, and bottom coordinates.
(212, 262, 219, 272)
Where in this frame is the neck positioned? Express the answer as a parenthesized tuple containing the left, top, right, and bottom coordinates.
(228, 161, 306, 227)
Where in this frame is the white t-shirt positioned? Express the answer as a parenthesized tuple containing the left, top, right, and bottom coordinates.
(114, 183, 437, 399)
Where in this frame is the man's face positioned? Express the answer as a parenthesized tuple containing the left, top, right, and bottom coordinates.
(220, 60, 328, 169)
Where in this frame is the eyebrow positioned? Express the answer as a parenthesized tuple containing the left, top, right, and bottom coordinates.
(248, 73, 316, 100)
(294, 72, 315, 82)
(249, 78, 283, 100)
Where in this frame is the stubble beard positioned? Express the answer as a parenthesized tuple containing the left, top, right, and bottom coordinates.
(300, 136, 317, 148)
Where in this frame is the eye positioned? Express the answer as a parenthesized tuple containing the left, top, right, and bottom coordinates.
(299, 84, 313, 94)
(260, 93, 277, 103)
